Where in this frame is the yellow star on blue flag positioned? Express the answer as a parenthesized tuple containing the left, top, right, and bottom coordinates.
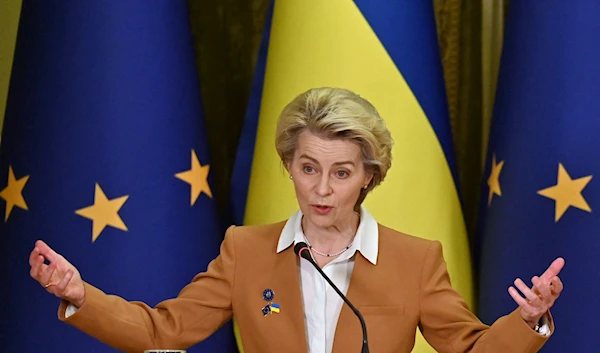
(0, 166, 29, 221)
(537, 163, 592, 222)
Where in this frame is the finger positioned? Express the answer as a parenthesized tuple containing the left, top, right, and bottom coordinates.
(39, 262, 57, 287)
(509, 286, 546, 324)
(532, 276, 552, 298)
(29, 246, 40, 267)
(540, 257, 565, 282)
(532, 276, 554, 307)
(508, 286, 529, 308)
(35, 239, 60, 264)
(56, 270, 73, 293)
(29, 253, 41, 277)
(30, 254, 47, 280)
(514, 278, 540, 303)
(550, 276, 564, 295)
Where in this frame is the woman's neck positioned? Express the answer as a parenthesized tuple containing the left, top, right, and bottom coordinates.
(301, 212, 360, 253)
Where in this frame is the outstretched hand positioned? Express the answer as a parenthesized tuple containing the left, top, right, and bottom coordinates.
(29, 240, 86, 307)
(509, 257, 564, 328)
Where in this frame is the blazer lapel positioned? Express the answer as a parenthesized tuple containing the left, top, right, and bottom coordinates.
(269, 246, 308, 352)
(331, 253, 374, 353)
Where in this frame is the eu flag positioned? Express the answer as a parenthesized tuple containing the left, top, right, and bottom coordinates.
(0, 1, 236, 352)
(476, 2, 600, 351)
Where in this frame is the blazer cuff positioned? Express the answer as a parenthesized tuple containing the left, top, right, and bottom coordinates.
(58, 282, 105, 325)
(502, 308, 554, 351)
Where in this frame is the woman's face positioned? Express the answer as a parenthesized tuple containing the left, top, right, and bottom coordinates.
(287, 131, 373, 229)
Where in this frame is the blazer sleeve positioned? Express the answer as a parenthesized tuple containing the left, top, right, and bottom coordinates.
(418, 241, 554, 353)
(57, 225, 239, 353)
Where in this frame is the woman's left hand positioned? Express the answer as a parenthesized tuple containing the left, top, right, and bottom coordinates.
(509, 257, 565, 328)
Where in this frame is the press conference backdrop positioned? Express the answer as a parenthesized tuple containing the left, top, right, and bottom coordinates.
(230, 1, 472, 352)
(477, 2, 599, 351)
(0, 1, 236, 352)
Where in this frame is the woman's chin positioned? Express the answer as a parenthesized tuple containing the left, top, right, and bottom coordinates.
(304, 212, 335, 228)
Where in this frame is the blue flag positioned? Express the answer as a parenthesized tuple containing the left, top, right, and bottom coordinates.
(476, 2, 599, 351)
(0, 1, 236, 352)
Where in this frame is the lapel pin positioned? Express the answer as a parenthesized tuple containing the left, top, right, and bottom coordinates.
(260, 303, 280, 316)
(263, 289, 275, 302)
(261, 305, 271, 316)
(261, 289, 280, 316)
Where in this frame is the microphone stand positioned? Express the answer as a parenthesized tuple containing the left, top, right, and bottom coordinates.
(295, 243, 369, 353)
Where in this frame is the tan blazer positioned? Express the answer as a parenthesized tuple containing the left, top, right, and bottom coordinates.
(59, 221, 553, 353)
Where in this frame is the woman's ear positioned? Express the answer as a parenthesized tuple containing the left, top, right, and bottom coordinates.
(364, 173, 374, 188)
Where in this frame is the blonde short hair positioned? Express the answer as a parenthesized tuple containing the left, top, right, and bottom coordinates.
(275, 87, 393, 201)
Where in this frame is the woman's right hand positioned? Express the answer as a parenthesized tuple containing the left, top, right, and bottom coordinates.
(29, 240, 85, 307)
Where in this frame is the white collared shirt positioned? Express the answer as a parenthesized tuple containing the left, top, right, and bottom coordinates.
(276, 206, 379, 353)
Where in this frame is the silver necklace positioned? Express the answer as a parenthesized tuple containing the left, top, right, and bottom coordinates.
(302, 234, 353, 257)
(309, 243, 353, 257)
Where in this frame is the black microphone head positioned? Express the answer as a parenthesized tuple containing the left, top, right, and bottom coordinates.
(294, 242, 312, 260)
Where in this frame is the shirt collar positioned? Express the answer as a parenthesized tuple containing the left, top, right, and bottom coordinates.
(276, 205, 379, 265)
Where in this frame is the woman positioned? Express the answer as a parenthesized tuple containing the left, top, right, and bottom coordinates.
(29, 87, 564, 353)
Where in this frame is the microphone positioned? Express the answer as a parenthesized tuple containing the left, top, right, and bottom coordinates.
(294, 242, 369, 353)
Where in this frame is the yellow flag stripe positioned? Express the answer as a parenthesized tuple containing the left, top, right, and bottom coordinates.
(0, 0, 23, 134)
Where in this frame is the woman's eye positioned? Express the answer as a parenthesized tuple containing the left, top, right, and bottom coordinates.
(336, 171, 348, 178)
(303, 166, 314, 173)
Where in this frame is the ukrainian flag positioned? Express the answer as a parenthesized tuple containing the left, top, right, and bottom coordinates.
(270, 303, 281, 314)
(230, 1, 471, 352)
